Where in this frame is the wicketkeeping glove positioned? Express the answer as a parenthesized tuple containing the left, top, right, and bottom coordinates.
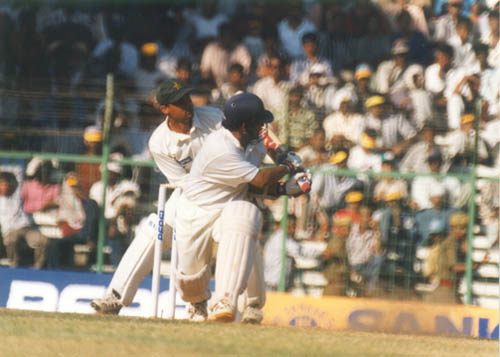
(278, 171, 312, 197)
(278, 152, 304, 174)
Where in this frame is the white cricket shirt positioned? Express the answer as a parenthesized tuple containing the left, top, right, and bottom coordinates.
(182, 127, 266, 209)
(148, 106, 222, 187)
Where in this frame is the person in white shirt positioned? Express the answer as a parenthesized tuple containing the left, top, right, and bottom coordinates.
(277, 3, 317, 59)
(174, 93, 312, 323)
(372, 39, 410, 95)
(347, 130, 383, 173)
(447, 17, 476, 69)
(434, 0, 462, 42)
(200, 22, 251, 88)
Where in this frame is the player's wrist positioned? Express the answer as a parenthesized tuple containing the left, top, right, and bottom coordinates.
(277, 182, 287, 196)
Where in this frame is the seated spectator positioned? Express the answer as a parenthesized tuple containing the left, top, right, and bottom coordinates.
(373, 153, 408, 205)
(400, 64, 432, 130)
(392, 10, 432, 66)
(435, 113, 489, 173)
(290, 32, 333, 86)
(420, 213, 480, 304)
(448, 17, 476, 69)
(21, 158, 61, 215)
(480, 10, 499, 68)
(252, 52, 293, 119)
(0, 170, 48, 269)
(400, 123, 440, 173)
(89, 153, 140, 266)
(277, 2, 317, 59)
(132, 43, 167, 100)
(374, 188, 416, 281)
(350, 64, 374, 114)
(75, 126, 102, 198)
(186, 0, 228, 44)
(263, 215, 321, 291)
(364, 95, 417, 156)
(211, 63, 248, 104)
(310, 150, 361, 241)
(434, 0, 462, 43)
(372, 39, 411, 95)
(335, 191, 365, 225)
(200, 22, 251, 88)
(346, 206, 384, 297)
(275, 85, 318, 151)
(175, 57, 194, 86)
(321, 213, 351, 296)
(410, 150, 464, 213)
(303, 63, 333, 120)
(297, 129, 328, 167)
(347, 130, 382, 173)
(323, 89, 364, 151)
(47, 172, 99, 269)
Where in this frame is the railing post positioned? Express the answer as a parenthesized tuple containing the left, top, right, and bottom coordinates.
(278, 195, 289, 292)
(96, 73, 114, 273)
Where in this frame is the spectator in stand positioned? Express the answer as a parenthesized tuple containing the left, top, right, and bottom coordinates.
(381, 0, 430, 38)
(400, 123, 440, 173)
(392, 10, 432, 66)
(323, 88, 364, 151)
(89, 153, 140, 266)
(400, 64, 433, 130)
(186, 0, 228, 47)
(373, 188, 416, 280)
(75, 126, 102, 198)
(480, 10, 499, 68)
(434, 0, 477, 18)
(310, 150, 361, 241)
(200, 22, 251, 88)
(297, 129, 328, 167)
(336, 191, 365, 225)
(132, 43, 167, 100)
(350, 64, 374, 115)
(424, 43, 455, 130)
(434, 0, 463, 43)
(252, 53, 292, 119)
(303, 63, 332, 120)
(321, 213, 351, 296)
(372, 39, 411, 95)
(255, 27, 287, 80)
(474, 43, 499, 119)
(175, 57, 194, 86)
(263, 215, 321, 290)
(47, 172, 99, 269)
(275, 85, 318, 151)
(211, 63, 248, 104)
(354, 10, 392, 67)
(290, 32, 333, 86)
(444, 69, 481, 130)
(420, 212, 478, 303)
(448, 17, 476, 69)
(373, 153, 408, 205)
(346, 205, 384, 297)
(364, 95, 417, 155)
(435, 113, 489, 172)
(277, 1, 317, 59)
(0, 170, 48, 269)
(347, 130, 383, 173)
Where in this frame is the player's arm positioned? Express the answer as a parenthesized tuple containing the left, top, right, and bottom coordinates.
(150, 150, 188, 187)
(249, 166, 289, 190)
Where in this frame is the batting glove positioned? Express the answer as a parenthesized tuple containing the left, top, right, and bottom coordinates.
(278, 152, 304, 174)
(278, 171, 312, 197)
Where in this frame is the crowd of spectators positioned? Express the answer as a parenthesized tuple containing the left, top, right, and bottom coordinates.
(0, 0, 499, 303)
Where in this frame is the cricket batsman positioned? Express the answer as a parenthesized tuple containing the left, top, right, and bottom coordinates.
(173, 92, 312, 322)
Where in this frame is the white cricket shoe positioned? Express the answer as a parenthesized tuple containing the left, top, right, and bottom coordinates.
(187, 300, 208, 322)
(241, 305, 263, 324)
(207, 299, 235, 323)
(90, 290, 123, 315)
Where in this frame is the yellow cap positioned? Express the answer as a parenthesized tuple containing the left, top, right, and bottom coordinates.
(83, 126, 103, 143)
(329, 151, 347, 165)
(65, 174, 79, 187)
(449, 212, 468, 226)
(365, 95, 385, 108)
(385, 191, 403, 201)
(141, 42, 158, 56)
(345, 191, 363, 203)
(361, 132, 375, 149)
(355, 68, 372, 80)
(461, 114, 475, 124)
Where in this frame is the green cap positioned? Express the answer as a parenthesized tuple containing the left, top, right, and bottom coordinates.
(155, 79, 193, 105)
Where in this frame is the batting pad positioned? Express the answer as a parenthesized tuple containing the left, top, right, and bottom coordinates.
(107, 213, 172, 306)
(245, 243, 266, 309)
(214, 201, 263, 308)
(175, 264, 212, 303)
